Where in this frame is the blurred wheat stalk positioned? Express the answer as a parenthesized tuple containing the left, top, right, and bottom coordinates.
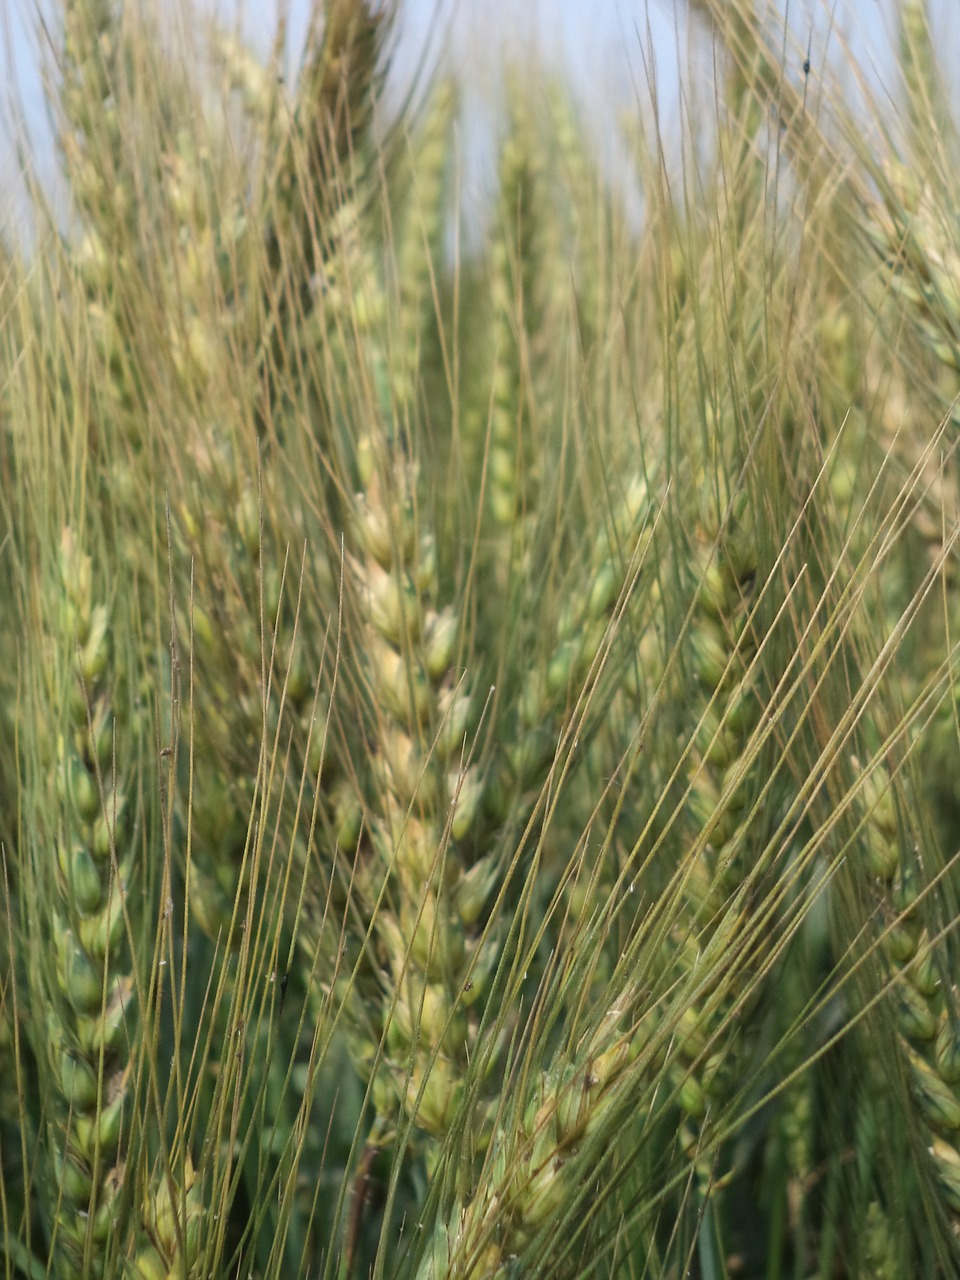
(2, 0, 960, 1276)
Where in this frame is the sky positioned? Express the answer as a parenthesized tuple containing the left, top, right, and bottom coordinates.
(1, 0, 958, 240)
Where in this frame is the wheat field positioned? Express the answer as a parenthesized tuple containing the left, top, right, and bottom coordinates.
(2, 1, 960, 1276)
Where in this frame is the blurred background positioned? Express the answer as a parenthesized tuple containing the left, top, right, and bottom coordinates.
(2, 0, 959, 239)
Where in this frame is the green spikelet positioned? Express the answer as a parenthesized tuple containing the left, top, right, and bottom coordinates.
(840, 747, 960, 1239)
(60, 0, 132, 231)
(391, 78, 457, 410)
(265, 0, 388, 292)
(482, 74, 548, 549)
(489, 474, 654, 813)
(130, 1156, 205, 1280)
(345, 430, 496, 1152)
(862, 1200, 900, 1280)
(680, 482, 761, 919)
(20, 529, 139, 1279)
(898, 0, 952, 164)
(545, 80, 610, 355)
(417, 986, 659, 1279)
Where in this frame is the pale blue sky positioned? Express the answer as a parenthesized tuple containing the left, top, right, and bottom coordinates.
(1, 0, 957, 238)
